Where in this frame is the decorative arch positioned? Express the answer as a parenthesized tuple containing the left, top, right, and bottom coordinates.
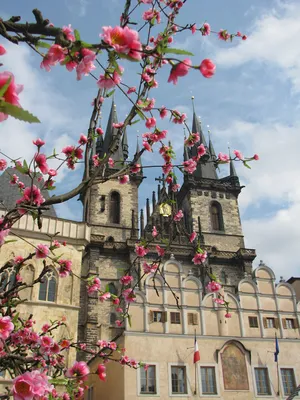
(134, 290, 146, 303)
(202, 292, 215, 307)
(182, 276, 203, 290)
(225, 292, 241, 309)
(210, 201, 224, 231)
(238, 278, 259, 294)
(218, 340, 250, 390)
(162, 259, 183, 275)
(20, 264, 35, 300)
(275, 282, 296, 297)
(38, 268, 58, 302)
(109, 191, 121, 224)
(253, 265, 276, 280)
(145, 273, 164, 287)
(0, 265, 17, 292)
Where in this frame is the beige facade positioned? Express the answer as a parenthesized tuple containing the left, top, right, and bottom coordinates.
(87, 262, 300, 400)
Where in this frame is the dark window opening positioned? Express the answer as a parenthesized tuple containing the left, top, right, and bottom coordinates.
(100, 195, 105, 213)
(170, 312, 181, 324)
(211, 202, 224, 231)
(110, 191, 120, 224)
(38, 270, 57, 302)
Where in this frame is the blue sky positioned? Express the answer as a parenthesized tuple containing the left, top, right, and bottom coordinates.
(1, 0, 300, 279)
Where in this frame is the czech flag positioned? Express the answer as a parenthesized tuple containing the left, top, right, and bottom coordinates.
(194, 334, 200, 363)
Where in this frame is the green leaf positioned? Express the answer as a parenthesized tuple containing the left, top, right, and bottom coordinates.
(0, 101, 40, 123)
(0, 76, 11, 98)
(243, 161, 251, 169)
(136, 109, 145, 121)
(130, 119, 140, 125)
(60, 55, 71, 66)
(11, 312, 20, 325)
(118, 53, 140, 62)
(4, 239, 17, 245)
(164, 48, 194, 56)
(74, 29, 81, 41)
(36, 41, 50, 49)
(105, 284, 110, 293)
(50, 378, 69, 386)
(81, 41, 94, 49)
(127, 314, 132, 328)
(106, 90, 115, 98)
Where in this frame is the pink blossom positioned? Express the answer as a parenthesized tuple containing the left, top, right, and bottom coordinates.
(87, 277, 101, 294)
(48, 169, 57, 177)
(14, 256, 24, 264)
(127, 86, 136, 94)
(139, 0, 152, 3)
(78, 134, 88, 145)
(76, 49, 96, 80)
(33, 138, 45, 147)
(197, 143, 206, 158)
(143, 141, 152, 152)
(101, 26, 142, 61)
(0, 316, 14, 340)
(35, 244, 49, 259)
(119, 175, 129, 184)
(202, 22, 211, 36)
(12, 370, 53, 400)
(185, 132, 200, 147)
(62, 24, 75, 42)
(10, 174, 18, 185)
(192, 251, 207, 265)
(213, 298, 225, 305)
(65, 60, 77, 71)
(58, 259, 72, 277)
(120, 275, 133, 286)
(159, 106, 168, 119)
(122, 288, 136, 303)
(206, 281, 222, 293)
(92, 155, 100, 167)
(0, 72, 23, 122)
(116, 307, 123, 313)
(183, 159, 197, 174)
(143, 262, 158, 274)
(97, 364, 106, 381)
(120, 355, 130, 365)
(199, 59, 216, 78)
(145, 117, 156, 129)
(0, 159, 7, 171)
(35, 153, 49, 175)
(152, 226, 158, 238)
(135, 244, 149, 257)
(113, 122, 124, 129)
(116, 320, 122, 327)
(113, 298, 120, 305)
(17, 185, 45, 207)
(233, 149, 243, 160)
(108, 157, 115, 168)
(225, 312, 232, 318)
(174, 210, 184, 222)
(66, 361, 90, 379)
(189, 232, 197, 243)
(42, 323, 50, 333)
(60, 339, 71, 349)
(130, 164, 141, 174)
(99, 292, 111, 302)
(172, 183, 180, 192)
(253, 154, 259, 160)
(218, 29, 230, 41)
(143, 9, 161, 24)
(156, 245, 165, 257)
(191, 24, 197, 34)
(242, 35, 247, 40)
(218, 152, 229, 162)
(96, 127, 104, 135)
(0, 45, 6, 55)
(18, 181, 25, 189)
(48, 44, 66, 63)
(97, 70, 123, 89)
(168, 59, 192, 85)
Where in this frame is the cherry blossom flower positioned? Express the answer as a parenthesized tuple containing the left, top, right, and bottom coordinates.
(113, 298, 120, 305)
(10, 174, 19, 185)
(152, 226, 158, 238)
(120, 275, 133, 286)
(202, 22, 211, 36)
(33, 138, 45, 147)
(87, 277, 101, 294)
(233, 149, 243, 160)
(156, 245, 165, 257)
(97, 364, 106, 381)
(58, 259, 72, 277)
(213, 298, 225, 305)
(48, 169, 58, 177)
(145, 117, 156, 129)
(168, 59, 192, 85)
(225, 313, 232, 318)
(48, 44, 66, 63)
(0, 316, 14, 340)
(113, 122, 124, 129)
(218, 153, 229, 162)
(183, 159, 197, 174)
(97, 70, 123, 89)
(0, 45, 6, 55)
(159, 106, 168, 119)
(174, 210, 184, 222)
(143, 262, 158, 274)
(218, 29, 230, 41)
(118, 175, 129, 184)
(206, 281, 222, 293)
(143, 141, 152, 152)
(253, 154, 259, 160)
(101, 26, 142, 60)
(12, 371, 53, 400)
(130, 164, 141, 174)
(66, 361, 90, 379)
(99, 292, 111, 302)
(35, 244, 49, 259)
(189, 232, 197, 243)
(197, 143, 206, 158)
(191, 24, 197, 34)
(17, 186, 45, 207)
(116, 320, 122, 327)
(0, 71, 23, 122)
(122, 288, 136, 303)
(127, 86, 136, 94)
(78, 134, 88, 145)
(199, 59, 216, 78)
(35, 153, 49, 175)
(192, 251, 207, 265)
(135, 244, 149, 257)
(62, 24, 75, 42)
(96, 127, 104, 135)
(0, 159, 7, 171)
(14, 256, 24, 264)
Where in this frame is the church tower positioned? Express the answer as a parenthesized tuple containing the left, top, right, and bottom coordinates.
(78, 101, 143, 356)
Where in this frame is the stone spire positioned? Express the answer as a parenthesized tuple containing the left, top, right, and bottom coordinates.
(229, 150, 238, 178)
(122, 127, 129, 161)
(134, 137, 142, 167)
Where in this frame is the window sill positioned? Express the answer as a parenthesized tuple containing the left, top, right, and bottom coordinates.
(170, 394, 189, 397)
(138, 393, 159, 397)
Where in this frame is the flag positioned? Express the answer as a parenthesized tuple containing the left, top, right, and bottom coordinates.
(194, 334, 200, 363)
(274, 334, 279, 362)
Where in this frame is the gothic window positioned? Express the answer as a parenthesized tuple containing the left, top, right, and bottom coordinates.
(19, 265, 35, 300)
(100, 195, 105, 213)
(210, 202, 224, 231)
(108, 282, 118, 295)
(39, 269, 57, 302)
(110, 191, 120, 224)
(220, 270, 227, 284)
(0, 266, 16, 292)
(109, 313, 117, 325)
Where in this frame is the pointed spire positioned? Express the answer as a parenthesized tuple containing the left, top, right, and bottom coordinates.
(102, 101, 124, 169)
(208, 130, 217, 161)
(229, 148, 238, 177)
(134, 137, 142, 167)
(183, 128, 189, 162)
(89, 137, 96, 166)
(190, 98, 217, 180)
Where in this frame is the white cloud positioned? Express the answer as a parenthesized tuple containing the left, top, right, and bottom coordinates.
(65, 0, 89, 17)
(214, 1, 300, 93)
(214, 118, 300, 278)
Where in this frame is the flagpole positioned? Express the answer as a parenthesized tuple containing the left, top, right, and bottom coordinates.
(275, 333, 280, 397)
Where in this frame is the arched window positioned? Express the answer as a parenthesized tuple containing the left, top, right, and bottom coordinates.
(39, 269, 57, 302)
(210, 202, 224, 231)
(110, 191, 120, 224)
(110, 313, 117, 325)
(108, 282, 118, 295)
(19, 265, 35, 300)
(0, 266, 16, 292)
(220, 270, 227, 284)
